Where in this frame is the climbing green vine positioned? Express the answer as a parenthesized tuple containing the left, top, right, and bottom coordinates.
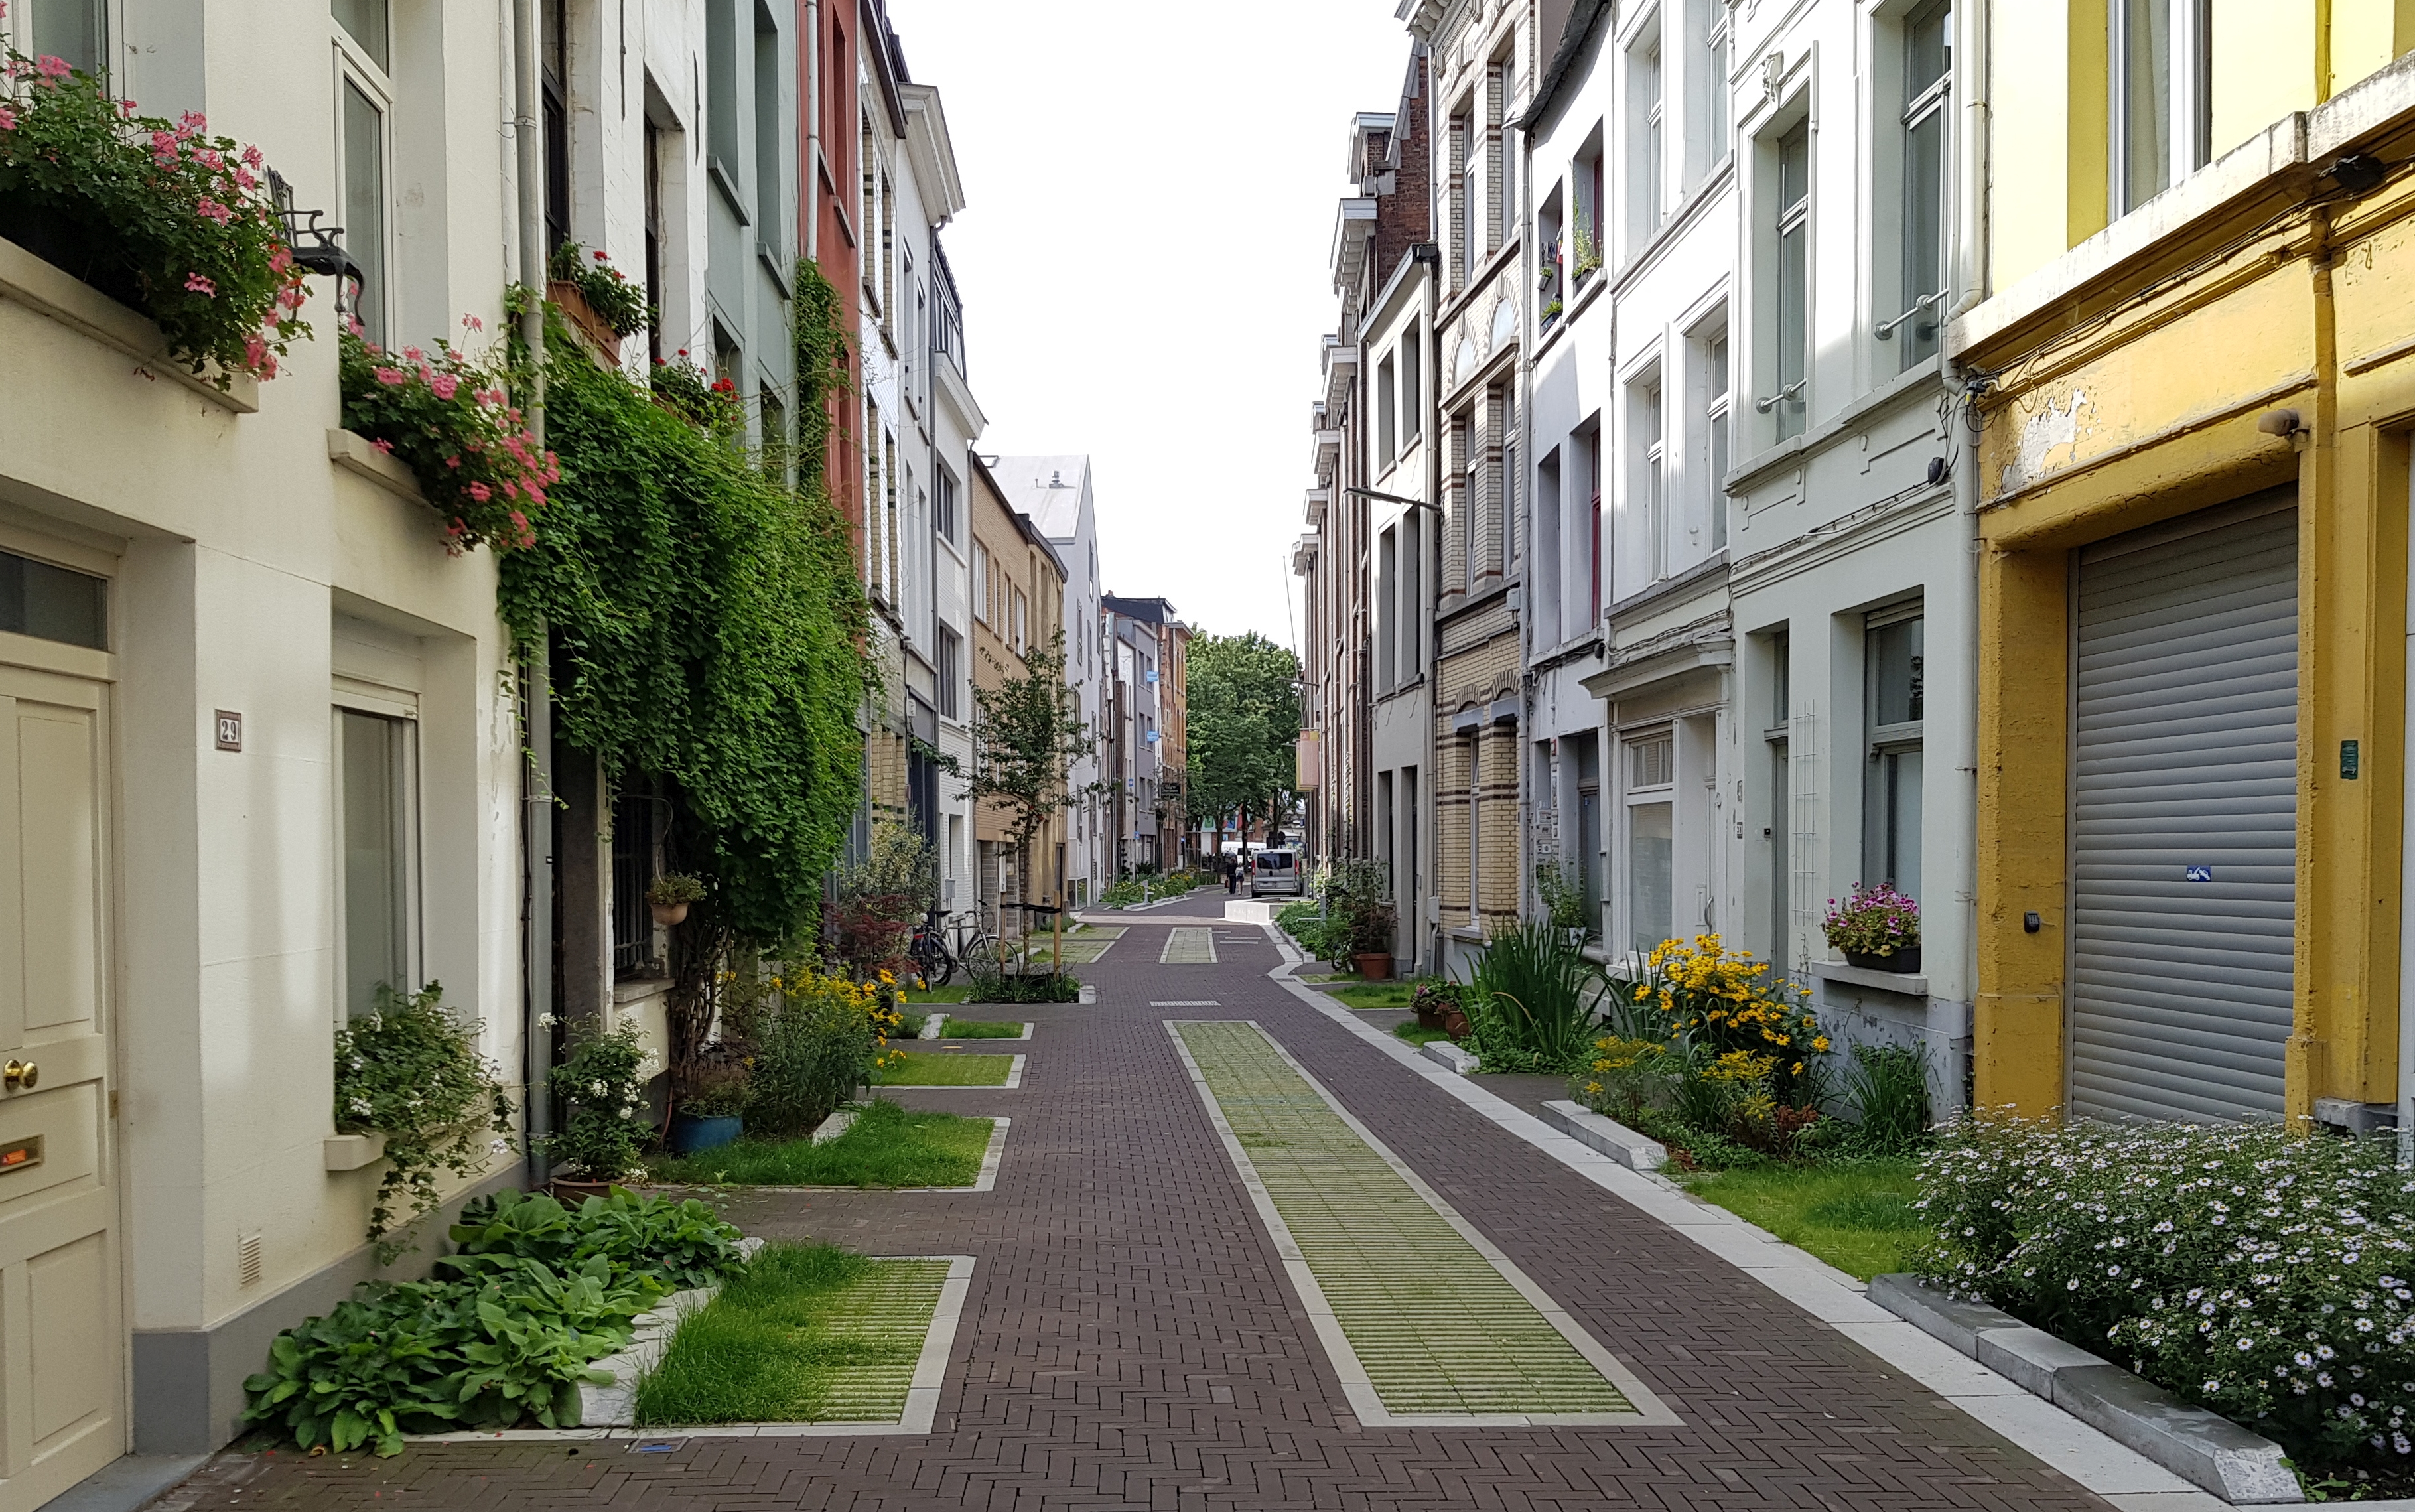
(498, 303, 870, 943)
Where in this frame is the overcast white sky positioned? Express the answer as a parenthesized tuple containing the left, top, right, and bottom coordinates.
(884, 2, 1413, 656)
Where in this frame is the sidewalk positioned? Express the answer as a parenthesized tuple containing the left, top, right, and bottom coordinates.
(163, 892, 2115, 1511)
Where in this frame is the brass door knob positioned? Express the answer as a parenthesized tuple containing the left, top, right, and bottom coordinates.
(3, 1061, 34, 1090)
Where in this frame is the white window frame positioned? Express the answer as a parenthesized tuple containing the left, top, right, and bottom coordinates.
(2110, 0, 2211, 217)
(1621, 726, 1677, 959)
(1863, 602, 1925, 901)
(1756, 113, 1812, 443)
(1878, 0, 1953, 366)
(332, 11, 395, 347)
(332, 695, 422, 1024)
(9, 0, 111, 74)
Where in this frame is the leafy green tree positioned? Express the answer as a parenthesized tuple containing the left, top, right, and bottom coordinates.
(1184, 632, 1302, 853)
(965, 632, 1093, 915)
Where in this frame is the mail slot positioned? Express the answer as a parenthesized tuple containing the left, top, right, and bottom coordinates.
(0, 1136, 40, 1174)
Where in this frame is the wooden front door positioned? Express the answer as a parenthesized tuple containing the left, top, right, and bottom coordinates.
(0, 659, 119, 1509)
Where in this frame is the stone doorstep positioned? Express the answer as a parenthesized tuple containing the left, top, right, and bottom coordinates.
(1419, 1039, 1479, 1075)
(1867, 1274, 2303, 1506)
(917, 1014, 946, 1040)
(1537, 1101, 1668, 1173)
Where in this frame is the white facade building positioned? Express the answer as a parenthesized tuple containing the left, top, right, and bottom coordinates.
(996, 458, 1107, 905)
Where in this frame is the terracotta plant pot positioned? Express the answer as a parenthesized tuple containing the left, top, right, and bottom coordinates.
(545, 279, 622, 366)
(649, 900, 689, 927)
(1844, 945, 1921, 974)
(1352, 951, 1395, 981)
(1438, 1007, 1473, 1042)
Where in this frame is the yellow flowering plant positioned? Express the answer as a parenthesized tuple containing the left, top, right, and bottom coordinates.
(1627, 934, 1829, 1108)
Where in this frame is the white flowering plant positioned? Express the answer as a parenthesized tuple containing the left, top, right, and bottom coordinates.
(1915, 1115, 2415, 1484)
(543, 1020, 653, 1182)
(332, 982, 516, 1261)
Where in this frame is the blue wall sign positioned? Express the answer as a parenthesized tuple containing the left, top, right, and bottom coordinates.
(2185, 865, 2213, 882)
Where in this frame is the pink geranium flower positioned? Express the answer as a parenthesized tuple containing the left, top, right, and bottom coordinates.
(373, 366, 407, 386)
(429, 372, 459, 400)
(0, 106, 17, 131)
(370, 439, 395, 454)
(34, 54, 70, 80)
(195, 198, 233, 226)
(466, 482, 492, 502)
(184, 273, 216, 296)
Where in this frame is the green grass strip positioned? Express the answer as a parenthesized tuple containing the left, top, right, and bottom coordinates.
(1677, 1159, 1930, 1282)
(1330, 983, 1416, 1009)
(937, 1018, 1026, 1039)
(874, 1050, 1015, 1086)
(904, 985, 972, 1005)
(636, 1244, 949, 1424)
(647, 1099, 991, 1187)
(1391, 1020, 1454, 1048)
(1174, 1020, 1633, 1418)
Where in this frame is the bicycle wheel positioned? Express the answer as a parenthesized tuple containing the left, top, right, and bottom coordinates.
(960, 931, 998, 971)
(918, 937, 955, 988)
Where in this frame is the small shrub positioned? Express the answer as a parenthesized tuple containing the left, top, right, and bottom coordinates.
(1464, 920, 1600, 1073)
(1630, 934, 1828, 1109)
(440, 1187, 743, 1292)
(332, 982, 516, 1259)
(646, 872, 707, 906)
(740, 971, 896, 1137)
(544, 1019, 654, 1182)
(1837, 1042, 1931, 1154)
(965, 967, 1080, 1004)
(243, 1188, 746, 1455)
(1915, 1117, 2415, 1481)
(1533, 859, 1588, 933)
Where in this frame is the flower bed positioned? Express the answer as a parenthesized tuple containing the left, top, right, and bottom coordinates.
(0, 50, 310, 384)
(242, 1188, 746, 1454)
(1916, 1116, 2415, 1493)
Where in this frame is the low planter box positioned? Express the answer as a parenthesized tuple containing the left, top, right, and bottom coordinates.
(1868, 1273, 2301, 1505)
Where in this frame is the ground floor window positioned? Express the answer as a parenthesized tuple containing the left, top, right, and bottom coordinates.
(1625, 729, 1674, 955)
(1864, 608, 1925, 900)
(336, 707, 417, 1018)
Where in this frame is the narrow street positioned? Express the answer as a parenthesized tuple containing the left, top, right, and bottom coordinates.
(167, 898, 2107, 1512)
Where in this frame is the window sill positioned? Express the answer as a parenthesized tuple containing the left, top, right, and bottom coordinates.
(1813, 961, 1929, 997)
(327, 429, 425, 504)
(706, 155, 753, 226)
(0, 236, 259, 413)
(1607, 155, 1734, 304)
(1726, 352, 1947, 496)
(758, 240, 792, 296)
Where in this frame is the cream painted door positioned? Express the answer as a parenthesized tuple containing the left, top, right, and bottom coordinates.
(0, 662, 119, 1511)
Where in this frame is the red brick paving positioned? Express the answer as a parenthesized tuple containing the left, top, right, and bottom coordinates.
(173, 892, 2111, 1511)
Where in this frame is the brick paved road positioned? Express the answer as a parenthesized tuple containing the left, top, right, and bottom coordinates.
(174, 892, 2112, 1511)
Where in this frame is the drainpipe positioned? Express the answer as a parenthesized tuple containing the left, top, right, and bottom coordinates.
(804, 0, 821, 262)
(513, 0, 554, 1186)
(1945, 0, 1990, 1113)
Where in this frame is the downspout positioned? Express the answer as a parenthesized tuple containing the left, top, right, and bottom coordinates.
(1946, 0, 1990, 1111)
(513, 0, 554, 1185)
(804, 0, 821, 262)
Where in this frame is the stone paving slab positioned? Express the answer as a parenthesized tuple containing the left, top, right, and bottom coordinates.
(173, 886, 2113, 1511)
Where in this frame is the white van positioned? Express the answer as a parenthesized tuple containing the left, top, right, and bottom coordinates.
(1250, 849, 1302, 898)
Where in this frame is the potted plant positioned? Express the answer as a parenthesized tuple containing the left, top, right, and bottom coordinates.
(1411, 979, 1471, 1041)
(1823, 884, 1921, 973)
(646, 872, 704, 927)
(1349, 899, 1397, 981)
(547, 241, 655, 362)
(666, 1058, 747, 1153)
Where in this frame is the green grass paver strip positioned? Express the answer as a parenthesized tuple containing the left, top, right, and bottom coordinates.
(874, 1050, 1023, 1087)
(1159, 927, 1217, 965)
(648, 1103, 1006, 1190)
(635, 1248, 974, 1432)
(1168, 1020, 1675, 1426)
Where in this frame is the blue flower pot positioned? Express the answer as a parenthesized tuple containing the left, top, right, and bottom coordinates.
(665, 1113, 742, 1153)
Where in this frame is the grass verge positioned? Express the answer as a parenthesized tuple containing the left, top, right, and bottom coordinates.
(1675, 1159, 1929, 1281)
(636, 1243, 949, 1424)
(1330, 983, 1415, 1009)
(874, 1050, 1016, 1086)
(1392, 1021, 1454, 1048)
(904, 984, 972, 1005)
(937, 1018, 1027, 1039)
(647, 1099, 993, 1187)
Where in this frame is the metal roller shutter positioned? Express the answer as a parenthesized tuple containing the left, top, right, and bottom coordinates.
(2070, 490, 2296, 1123)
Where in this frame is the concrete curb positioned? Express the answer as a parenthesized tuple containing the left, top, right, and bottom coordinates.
(917, 1013, 946, 1040)
(1868, 1274, 2302, 1505)
(1538, 1100, 1667, 1172)
(1419, 1039, 1479, 1075)
(809, 1107, 859, 1144)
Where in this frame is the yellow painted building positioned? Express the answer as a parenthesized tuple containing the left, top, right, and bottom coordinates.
(1959, 1, 2415, 1124)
